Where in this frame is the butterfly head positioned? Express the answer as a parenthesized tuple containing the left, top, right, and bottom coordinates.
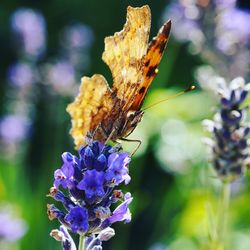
(122, 110, 144, 137)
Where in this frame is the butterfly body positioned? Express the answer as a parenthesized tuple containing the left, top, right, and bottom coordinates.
(93, 108, 144, 142)
(67, 5, 171, 148)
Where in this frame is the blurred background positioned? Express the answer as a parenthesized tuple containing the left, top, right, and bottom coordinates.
(0, 0, 250, 249)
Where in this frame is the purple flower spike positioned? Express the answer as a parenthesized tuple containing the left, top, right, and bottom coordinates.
(48, 140, 132, 248)
(65, 206, 89, 233)
(204, 77, 250, 181)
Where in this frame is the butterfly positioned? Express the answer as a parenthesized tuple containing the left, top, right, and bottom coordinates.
(67, 5, 171, 149)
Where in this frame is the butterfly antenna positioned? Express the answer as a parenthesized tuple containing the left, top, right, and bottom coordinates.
(142, 85, 195, 111)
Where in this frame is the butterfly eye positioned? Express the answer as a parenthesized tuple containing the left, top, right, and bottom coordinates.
(126, 110, 136, 118)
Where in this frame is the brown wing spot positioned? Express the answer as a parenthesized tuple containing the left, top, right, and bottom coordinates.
(139, 86, 146, 94)
(130, 20, 171, 111)
(144, 60, 150, 67)
(155, 21, 171, 53)
(146, 65, 158, 77)
(158, 41, 167, 53)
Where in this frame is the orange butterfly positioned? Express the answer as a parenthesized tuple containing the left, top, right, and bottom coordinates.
(67, 5, 171, 148)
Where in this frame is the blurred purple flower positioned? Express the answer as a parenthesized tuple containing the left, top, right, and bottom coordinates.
(163, 3, 203, 44)
(203, 77, 250, 180)
(3, 8, 96, 160)
(7, 62, 36, 87)
(163, 0, 250, 80)
(0, 115, 30, 143)
(220, 8, 250, 39)
(216, 7, 250, 54)
(11, 8, 46, 59)
(61, 23, 94, 50)
(149, 243, 169, 250)
(44, 60, 77, 95)
(60, 23, 94, 71)
(215, 0, 236, 7)
(0, 205, 27, 242)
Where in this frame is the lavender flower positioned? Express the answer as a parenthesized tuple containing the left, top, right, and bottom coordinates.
(163, 0, 250, 80)
(60, 23, 94, 71)
(0, 115, 30, 144)
(48, 140, 132, 250)
(61, 23, 93, 51)
(3, 8, 95, 159)
(7, 62, 36, 88)
(0, 204, 27, 243)
(44, 60, 77, 95)
(11, 8, 46, 59)
(0, 114, 31, 158)
(203, 77, 250, 181)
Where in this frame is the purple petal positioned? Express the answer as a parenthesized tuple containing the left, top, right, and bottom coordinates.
(108, 193, 133, 224)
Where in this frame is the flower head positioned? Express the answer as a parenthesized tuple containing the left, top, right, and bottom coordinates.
(105, 152, 131, 186)
(48, 140, 132, 249)
(203, 77, 250, 181)
(0, 204, 27, 242)
(54, 153, 75, 189)
(11, 8, 46, 59)
(65, 206, 89, 233)
(77, 169, 105, 201)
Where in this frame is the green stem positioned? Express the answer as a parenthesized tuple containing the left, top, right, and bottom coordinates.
(213, 182, 231, 250)
(78, 235, 85, 250)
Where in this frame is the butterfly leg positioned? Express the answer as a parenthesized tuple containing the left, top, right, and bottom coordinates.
(120, 137, 142, 156)
(92, 123, 103, 138)
(104, 127, 118, 145)
(92, 122, 114, 144)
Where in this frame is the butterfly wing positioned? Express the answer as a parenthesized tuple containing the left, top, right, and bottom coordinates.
(67, 74, 113, 148)
(102, 5, 151, 109)
(131, 20, 171, 110)
(67, 6, 171, 147)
